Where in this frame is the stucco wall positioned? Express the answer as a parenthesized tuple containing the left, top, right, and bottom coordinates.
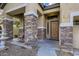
(13, 25, 19, 37)
(13, 16, 24, 37)
(25, 3, 43, 14)
(73, 25, 79, 49)
(60, 3, 79, 23)
(38, 15, 46, 28)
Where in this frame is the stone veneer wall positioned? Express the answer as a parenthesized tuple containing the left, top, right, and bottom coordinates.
(59, 26, 73, 56)
(3, 19, 13, 40)
(24, 15, 37, 44)
(37, 28, 46, 39)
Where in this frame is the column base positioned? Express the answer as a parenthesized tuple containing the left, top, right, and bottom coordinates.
(59, 26, 73, 56)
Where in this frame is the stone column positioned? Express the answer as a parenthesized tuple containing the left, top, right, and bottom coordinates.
(37, 27, 46, 39)
(24, 11, 38, 45)
(59, 23, 73, 56)
(3, 18, 13, 40)
(37, 15, 46, 40)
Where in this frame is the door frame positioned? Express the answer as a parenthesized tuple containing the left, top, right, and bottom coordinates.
(50, 20, 59, 40)
(46, 18, 59, 40)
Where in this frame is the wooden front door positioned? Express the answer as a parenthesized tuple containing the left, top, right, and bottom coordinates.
(50, 21, 59, 40)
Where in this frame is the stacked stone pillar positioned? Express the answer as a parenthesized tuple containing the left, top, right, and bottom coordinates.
(24, 11, 38, 45)
(59, 24, 73, 56)
(3, 18, 13, 40)
(37, 27, 46, 39)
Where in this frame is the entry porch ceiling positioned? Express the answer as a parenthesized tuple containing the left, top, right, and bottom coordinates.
(7, 7, 25, 16)
(43, 7, 60, 14)
(45, 11, 59, 19)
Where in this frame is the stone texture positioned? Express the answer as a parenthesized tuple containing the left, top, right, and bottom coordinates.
(37, 28, 46, 39)
(59, 26, 73, 56)
(0, 41, 38, 56)
(3, 19, 13, 40)
(24, 15, 38, 45)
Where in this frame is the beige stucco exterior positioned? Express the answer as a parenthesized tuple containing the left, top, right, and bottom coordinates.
(25, 3, 43, 14)
(60, 3, 79, 23)
(60, 3, 79, 49)
(1, 3, 79, 49)
(2, 3, 45, 37)
(3, 3, 60, 29)
(73, 25, 79, 49)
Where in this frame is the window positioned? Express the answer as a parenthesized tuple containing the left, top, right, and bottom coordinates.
(74, 16, 79, 25)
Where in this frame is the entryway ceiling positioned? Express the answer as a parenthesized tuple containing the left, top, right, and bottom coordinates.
(7, 7, 25, 16)
(45, 12, 59, 17)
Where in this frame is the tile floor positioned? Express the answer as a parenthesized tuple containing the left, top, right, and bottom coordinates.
(74, 48, 79, 56)
(1, 39, 79, 56)
(37, 39, 59, 56)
